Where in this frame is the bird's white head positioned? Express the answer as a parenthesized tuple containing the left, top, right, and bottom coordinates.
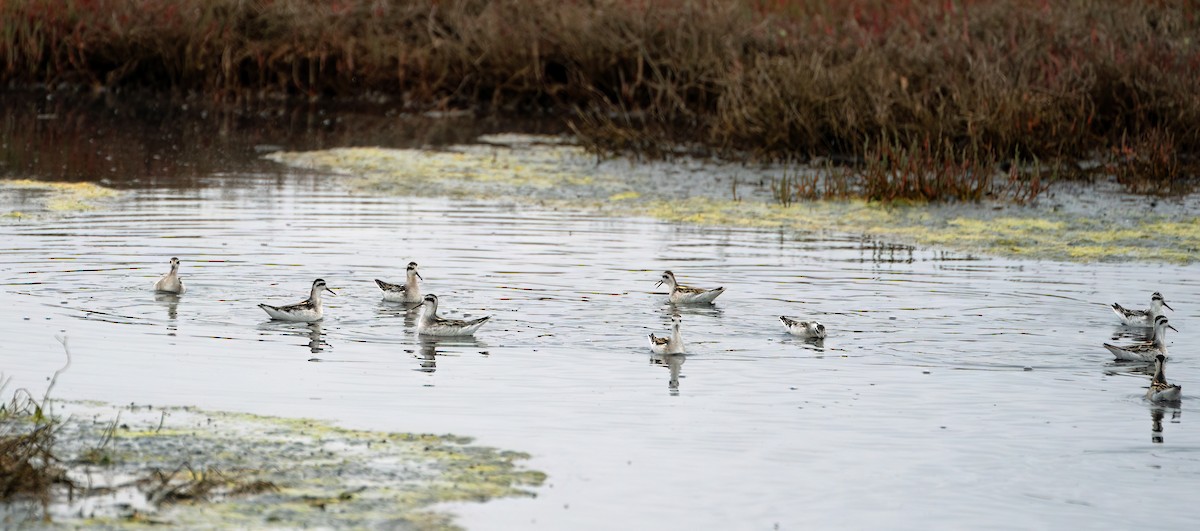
(1151, 292, 1173, 312)
(656, 271, 677, 289)
(311, 278, 336, 299)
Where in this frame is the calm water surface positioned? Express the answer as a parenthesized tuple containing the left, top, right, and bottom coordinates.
(1, 101, 1198, 529)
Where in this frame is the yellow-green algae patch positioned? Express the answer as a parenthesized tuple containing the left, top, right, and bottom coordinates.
(267, 143, 611, 198)
(265, 136, 1200, 264)
(630, 197, 1200, 263)
(19, 402, 544, 529)
(0, 179, 119, 217)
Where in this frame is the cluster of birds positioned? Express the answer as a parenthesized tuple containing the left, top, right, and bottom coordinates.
(154, 257, 1182, 402)
(154, 259, 489, 337)
(645, 270, 824, 356)
(1105, 292, 1182, 403)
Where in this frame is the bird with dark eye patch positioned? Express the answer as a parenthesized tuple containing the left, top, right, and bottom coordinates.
(1104, 317, 1176, 362)
(412, 294, 490, 337)
(258, 278, 336, 322)
(655, 270, 724, 304)
(649, 315, 684, 354)
(1112, 291, 1172, 327)
(375, 261, 423, 303)
(780, 316, 826, 339)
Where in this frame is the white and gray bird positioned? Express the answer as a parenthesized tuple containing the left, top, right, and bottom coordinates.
(656, 270, 724, 304)
(650, 315, 685, 354)
(258, 278, 336, 322)
(780, 316, 826, 339)
(413, 294, 490, 337)
(1104, 317, 1176, 362)
(1112, 291, 1172, 326)
(375, 261, 423, 303)
(153, 257, 186, 294)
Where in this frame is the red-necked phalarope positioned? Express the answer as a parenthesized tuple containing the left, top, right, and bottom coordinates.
(1104, 316, 1176, 362)
(258, 278, 336, 322)
(375, 261, 423, 303)
(1146, 354, 1182, 402)
(649, 315, 685, 354)
(656, 270, 724, 304)
(780, 316, 826, 339)
(1112, 291, 1172, 326)
(413, 294, 490, 336)
(153, 257, 185, 294)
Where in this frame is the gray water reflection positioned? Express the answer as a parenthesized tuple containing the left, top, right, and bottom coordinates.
(153, 292, 180, 321)
(408, 336, 489, 375)
(649, 353, 685, 395)
(1, 177, 1199, 529)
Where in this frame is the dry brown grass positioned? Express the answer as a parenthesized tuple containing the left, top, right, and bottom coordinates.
(2, 0, 1197, 200)
(0, 376, 70, 514)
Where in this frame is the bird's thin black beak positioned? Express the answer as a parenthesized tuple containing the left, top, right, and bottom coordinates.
(325, 287, 337, 296)
(654, 280, 663, 288)
(415, 271, 424, 281)
(405, 301, 424, 311)
(1168, 324, 1179, 332)
(1163, 302, 1174, 311)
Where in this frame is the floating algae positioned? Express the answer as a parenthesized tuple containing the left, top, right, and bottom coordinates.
(3, 402, 544, 529)
(265, 135, 1200, 264)
(0, 179, 119, 218)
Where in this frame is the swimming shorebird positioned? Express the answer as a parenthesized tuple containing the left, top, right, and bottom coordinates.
(153, 257, 186, 294)
(1146, 354, 1182, 402)
(1104, 316, 1176, 362)
(649, 315, 685, 354)
(413, 294, 490, 336)
(375, 262, 423, 303)
(258, 278, 336, 322)
(656, 271, 724, 304)
(1112, 291, 1172, 326)
(780, 316, 826, 339)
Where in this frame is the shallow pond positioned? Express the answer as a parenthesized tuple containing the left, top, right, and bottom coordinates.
(1, 98, 1198, 529)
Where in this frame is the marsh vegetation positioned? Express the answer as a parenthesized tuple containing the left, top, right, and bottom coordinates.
(2, 0, 1197, 201)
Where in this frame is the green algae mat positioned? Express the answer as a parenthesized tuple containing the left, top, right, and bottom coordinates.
(0, 179, 120, 219)
(3, 403, 543, 529)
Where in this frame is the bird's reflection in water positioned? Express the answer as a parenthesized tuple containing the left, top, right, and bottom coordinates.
(154, 292, 180, 336)
(304, 323, 327, 354)
(782, 335, 825, 355)
(154, 292, 180, 321)
(258, 321, 329, 355)
(651, 353, 686, 396)
(1104, 362, 1154, 378)
(378, 300, 424, 328)
(669, 303, 723, 320)
(413, 336, 487, 374)
(1111, 325, 1153, 343)
(415, 340, 438, 373)
(1150, 407, 1181, 444)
